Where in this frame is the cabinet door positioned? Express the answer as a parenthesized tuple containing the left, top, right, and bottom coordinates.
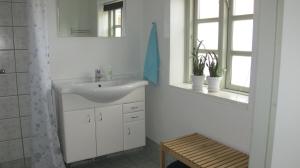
(95, 105, 123, 156)
(124, 120, 145, 150)
(63, 109, 96, 163)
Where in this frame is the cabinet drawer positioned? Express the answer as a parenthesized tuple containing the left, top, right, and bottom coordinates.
(123, 102, 145, 113)
(124, 111, 145, 123)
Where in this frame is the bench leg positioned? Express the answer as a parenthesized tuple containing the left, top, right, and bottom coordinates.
(160, 146, 166, 168)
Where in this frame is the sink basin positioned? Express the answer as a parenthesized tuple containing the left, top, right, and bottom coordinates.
(71, 80, 148, 102)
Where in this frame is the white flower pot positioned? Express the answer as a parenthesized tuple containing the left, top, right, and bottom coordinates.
(207, 77, 222, 92)
(191, 75, 205, 91)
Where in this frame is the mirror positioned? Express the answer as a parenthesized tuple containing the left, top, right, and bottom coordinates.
(57, 0, 125, 37)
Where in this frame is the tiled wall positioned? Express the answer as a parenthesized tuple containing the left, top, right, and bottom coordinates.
(0, 0, 31, 167)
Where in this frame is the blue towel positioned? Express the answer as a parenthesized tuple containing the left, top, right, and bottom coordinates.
(144, 22, 160, 85)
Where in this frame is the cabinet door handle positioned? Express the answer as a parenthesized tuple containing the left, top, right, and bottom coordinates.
(99, 113, 103, 121)
(131, 116, 138, 119)
(128, 128, 131, 135)
(88, 115, 91, 123)
(131, 106, 138, 110)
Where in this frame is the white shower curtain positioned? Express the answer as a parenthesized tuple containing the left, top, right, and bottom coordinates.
(28, 0, 66, 168)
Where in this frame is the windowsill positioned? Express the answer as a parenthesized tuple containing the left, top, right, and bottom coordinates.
(169, 83, 249, 104)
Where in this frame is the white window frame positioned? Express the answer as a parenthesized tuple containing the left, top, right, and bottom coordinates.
(108, 8, 123, 37)
(226, 0, 253, 92)
(186, 0, 253, 93)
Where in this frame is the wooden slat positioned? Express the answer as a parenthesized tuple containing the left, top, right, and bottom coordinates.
(163, 133, 197, 144)
(191, 146, 233, 162)
(167, 137, 209, 150)
(198, 150, 242, 166)
(187, 144, 226, 161)
(164, 134, 199, 146)
(205, 154, 246, 168)
(169, 139, 214, 152)
(160, 133, 249, 168)
(176, 139, 217, 153)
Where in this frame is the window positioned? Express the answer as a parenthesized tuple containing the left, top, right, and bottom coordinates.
(104, 1, 123, 37)
(188, 0, 254, 92)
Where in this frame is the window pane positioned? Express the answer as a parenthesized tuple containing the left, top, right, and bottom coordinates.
(232, 20, 253, 51)
(197, 22, 219, 50)
(115, 27, 121, 37)
(198, 0, 219, 19)
(233, 0, 254, 16)
(231, 56, 251, 88)
(115, 9, 122, 25)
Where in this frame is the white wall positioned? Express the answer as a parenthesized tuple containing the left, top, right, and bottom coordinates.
(270, 0, 300, 167)
(248, 0, 280, 167)
(142, 0, 252, 153)
(48, 0, 144, 80)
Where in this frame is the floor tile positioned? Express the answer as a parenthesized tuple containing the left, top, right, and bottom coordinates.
(69, 139, 163, 168)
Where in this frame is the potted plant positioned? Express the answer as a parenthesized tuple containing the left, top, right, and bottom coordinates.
(206, 52, 222, 92)
(191, 40, 207, 91)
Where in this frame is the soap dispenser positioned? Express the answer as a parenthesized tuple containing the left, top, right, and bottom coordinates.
(103, 65, 112, 80)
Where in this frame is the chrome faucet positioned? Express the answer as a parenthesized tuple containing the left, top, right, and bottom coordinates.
(95, 69, 103, 82)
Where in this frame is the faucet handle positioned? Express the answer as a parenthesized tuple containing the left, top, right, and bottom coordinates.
(95, 68, 101, 73)
(95, 68, 103, 82)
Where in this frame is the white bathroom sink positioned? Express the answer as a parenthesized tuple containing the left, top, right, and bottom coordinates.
(70, 80, 148, 102)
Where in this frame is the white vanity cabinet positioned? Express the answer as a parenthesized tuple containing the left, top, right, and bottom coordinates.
(123, 102, 146, 150)
(55, 87, 146, 164)
(124, 120, 146, 150)
(95, 105, 123, 156)
(63, 109, 97, 163)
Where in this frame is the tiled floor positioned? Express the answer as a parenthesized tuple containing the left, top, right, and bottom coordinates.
(69, 139, 174, 168)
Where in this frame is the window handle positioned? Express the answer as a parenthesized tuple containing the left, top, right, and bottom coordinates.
(225, 0, 230, 9)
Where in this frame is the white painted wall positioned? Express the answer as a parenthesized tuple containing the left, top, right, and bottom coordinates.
(48, 0, 144, 80)
(269, 0, 300, 167)
(142, 0, 252, 153)
(248, 0, 280, 167)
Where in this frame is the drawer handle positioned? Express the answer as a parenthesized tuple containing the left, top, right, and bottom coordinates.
(128, 128, 131, 135)
(131, 116, 138, 119)
(131, 106, 139, 110)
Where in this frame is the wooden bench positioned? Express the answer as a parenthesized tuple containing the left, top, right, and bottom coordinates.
(160, 133, 249, 168)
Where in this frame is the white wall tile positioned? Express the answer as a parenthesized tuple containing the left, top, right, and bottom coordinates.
(15, 50, 29, 73)
(0, 27, 13, 49)
(0, 139, 23, 163)
(13, 27, 28, 49)
(23, 138, 31, 158)
(21, 116, 31, 138)
(0, 50, 15, 73)
(19, 95, 31, 116)
(0, 2, 12, 26)
(17, 73, 29, 95)
(0, 73, 17, 96)
(12, 2, 27, 26)
(0, 118, 21, 141)
(0, 96, 19, 119)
